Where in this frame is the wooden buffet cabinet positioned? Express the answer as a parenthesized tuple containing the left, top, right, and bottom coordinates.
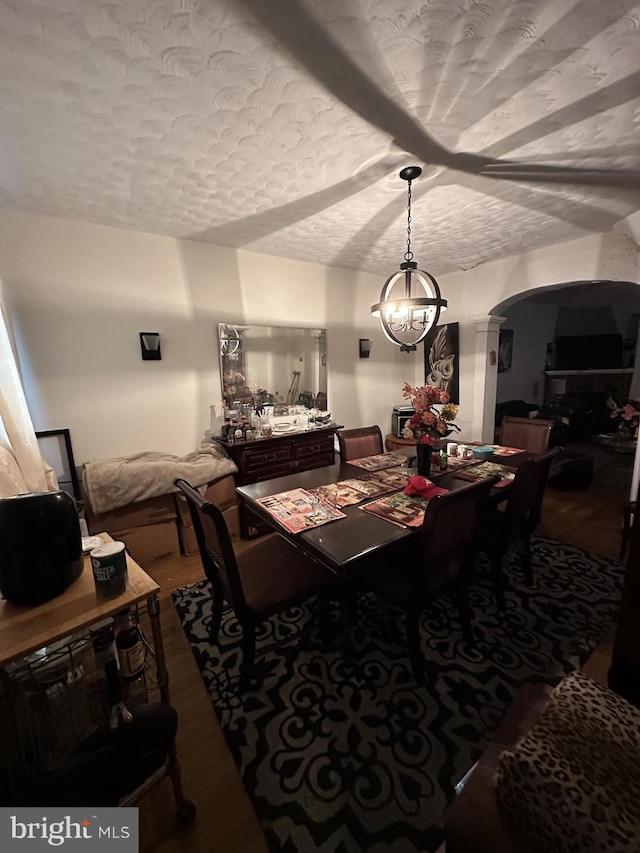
(216, 425, 341, 537)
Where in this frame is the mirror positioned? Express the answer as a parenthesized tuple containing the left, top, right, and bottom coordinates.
(218, 323, 327, 409)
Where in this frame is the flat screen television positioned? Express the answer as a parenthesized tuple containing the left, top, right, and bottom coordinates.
(554, 334, 623, 370)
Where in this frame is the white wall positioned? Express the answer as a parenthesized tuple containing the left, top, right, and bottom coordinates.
(496, 301, 558, 405)
(0, 211, 415, 462)
(1, 211, 639, 465)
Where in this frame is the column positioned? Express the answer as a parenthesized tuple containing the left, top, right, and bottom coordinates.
(472, 315, 507, 443)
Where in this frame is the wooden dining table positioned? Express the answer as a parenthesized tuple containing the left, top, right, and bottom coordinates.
(235, 447, 536, 576)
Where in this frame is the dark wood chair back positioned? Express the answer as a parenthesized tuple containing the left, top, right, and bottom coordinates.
(338, 425, 384, 462)
(352, 475, 499, 684)
(481, 447, 563, 597)
(174, 478, 336, 687)
(416, 475, 499, 589)
(499, 416, 554, 453)
(174, 478, 250, 619)
(503, 447, 563, 543)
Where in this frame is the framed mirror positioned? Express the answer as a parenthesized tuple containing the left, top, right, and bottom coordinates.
(218, 323, 327, 409)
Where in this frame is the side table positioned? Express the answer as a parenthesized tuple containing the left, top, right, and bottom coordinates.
(385, 433, 416, 452)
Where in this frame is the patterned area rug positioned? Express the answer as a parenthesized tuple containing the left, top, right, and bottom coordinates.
(172, 535, 624, 852)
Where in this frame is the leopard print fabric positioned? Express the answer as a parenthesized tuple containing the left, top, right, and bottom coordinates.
(495, 670, 640, 853)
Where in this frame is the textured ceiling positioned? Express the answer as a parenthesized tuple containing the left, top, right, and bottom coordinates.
(0, 0, 639, 275)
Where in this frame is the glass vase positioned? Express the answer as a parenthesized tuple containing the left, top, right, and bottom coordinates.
(416, 442, 433, 477)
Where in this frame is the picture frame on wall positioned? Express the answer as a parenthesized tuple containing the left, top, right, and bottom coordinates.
(423, 322, 460, 403)
(498, 328, 514, 373)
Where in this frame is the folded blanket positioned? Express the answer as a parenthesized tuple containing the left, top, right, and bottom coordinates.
(404, 476, 449, 499)
(82, 445, 237, 514)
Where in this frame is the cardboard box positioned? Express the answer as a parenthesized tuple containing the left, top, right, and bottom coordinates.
(84, 492, 176, 536)
(223, 505, 240, 543)
(178, 523, 199, 556)
(112, 520, 180, 569)
(175, 475, 237, 527)
(178, 504, 240, 556)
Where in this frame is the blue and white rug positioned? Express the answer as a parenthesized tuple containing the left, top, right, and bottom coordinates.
(172, 534, 624, 852)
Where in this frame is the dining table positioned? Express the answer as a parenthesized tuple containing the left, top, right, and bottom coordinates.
(235, 445, 537, 577)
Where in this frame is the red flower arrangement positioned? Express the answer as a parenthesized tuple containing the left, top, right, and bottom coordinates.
(611, 401, 640, 435)
(401, 382, 461, 445)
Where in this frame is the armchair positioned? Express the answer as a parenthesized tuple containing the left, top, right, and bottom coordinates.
(444, 671, 640, 853)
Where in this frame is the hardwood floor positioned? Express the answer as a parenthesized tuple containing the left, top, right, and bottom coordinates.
(137, 481, 628, 852)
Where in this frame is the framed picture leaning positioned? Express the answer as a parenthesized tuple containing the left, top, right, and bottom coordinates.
(423, 322, 460, 404)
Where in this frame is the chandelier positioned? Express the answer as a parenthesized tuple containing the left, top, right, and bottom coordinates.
(371, 166, 447, 352)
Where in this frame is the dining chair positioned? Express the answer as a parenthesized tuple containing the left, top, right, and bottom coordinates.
(499, 415, 554, 453)
(338, 425, 384, 462)
(480, 447, 562, 606)
(314, 391, 327, 411)
(351, 476, 498, 685)
(174, 478, 336, 688)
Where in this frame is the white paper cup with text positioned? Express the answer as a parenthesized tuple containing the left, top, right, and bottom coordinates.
(91, 541, 128, 600)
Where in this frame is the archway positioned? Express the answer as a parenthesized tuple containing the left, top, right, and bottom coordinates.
(486, 279, 640, 499)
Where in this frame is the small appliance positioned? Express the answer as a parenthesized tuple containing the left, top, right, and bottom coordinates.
(0, 490, 83, 605)
(391, 406, 415, 438)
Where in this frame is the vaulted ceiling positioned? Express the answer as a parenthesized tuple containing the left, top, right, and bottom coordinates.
(0, 0, 639, 275)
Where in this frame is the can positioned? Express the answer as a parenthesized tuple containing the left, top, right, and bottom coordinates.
(89, 616, 116, 664)
(90, 542, 127, 600)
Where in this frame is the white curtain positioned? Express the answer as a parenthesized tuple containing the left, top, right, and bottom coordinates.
(0, 277, 57, 497)
(628, 319, 640, 502)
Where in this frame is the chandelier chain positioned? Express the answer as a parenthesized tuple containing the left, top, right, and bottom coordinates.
(404, 179, 413, 262)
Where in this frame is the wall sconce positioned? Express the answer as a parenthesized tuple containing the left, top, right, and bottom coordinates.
(140, 332, 161, 361)
(359, 338, 372, 359)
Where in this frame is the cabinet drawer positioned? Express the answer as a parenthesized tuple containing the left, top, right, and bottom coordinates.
(301, 453, 336, 471)
(294, 435, 334, 461)
(244, 444, 294, 476)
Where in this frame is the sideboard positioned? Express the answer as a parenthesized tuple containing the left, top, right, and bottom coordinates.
(215, 425, 341, 537)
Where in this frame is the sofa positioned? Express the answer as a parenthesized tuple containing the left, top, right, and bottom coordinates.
(443, 671, 640, 852)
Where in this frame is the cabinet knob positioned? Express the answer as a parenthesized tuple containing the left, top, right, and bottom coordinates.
(264, 453, 277, 462)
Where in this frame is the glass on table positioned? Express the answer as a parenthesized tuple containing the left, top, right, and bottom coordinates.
(400, 455, 417, 478)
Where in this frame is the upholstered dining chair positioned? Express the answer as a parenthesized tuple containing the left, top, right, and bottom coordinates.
(174, 478, 336, 688)
(480, 447, 562, 607)
(499, 415, 554, 453)
(351, 476, 498, 685)
(338, 425, 384, 462)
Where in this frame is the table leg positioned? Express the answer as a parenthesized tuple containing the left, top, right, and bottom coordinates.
(146, 593, 193, 820)
(339, 578, 356, 660)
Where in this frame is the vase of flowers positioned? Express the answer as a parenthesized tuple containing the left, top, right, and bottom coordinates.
(401, 382, 461, 475)
(611, 401, 640, 439)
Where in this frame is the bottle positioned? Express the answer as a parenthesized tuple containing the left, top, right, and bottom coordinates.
(439, 447, 448, 471)
(210, 404, 222, 436)
(115, 610, 147, 705)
